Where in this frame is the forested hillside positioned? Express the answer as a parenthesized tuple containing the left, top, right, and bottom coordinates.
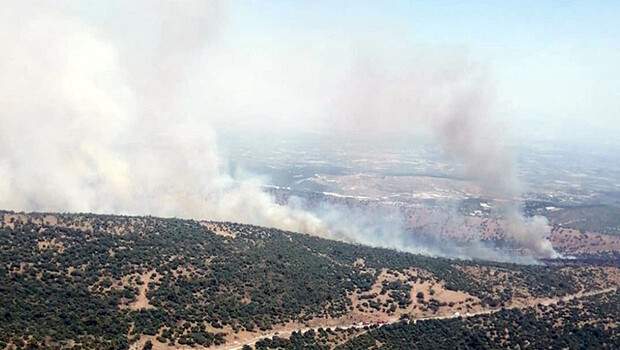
(256, 289, 620, 349)
(1, 211, 618, 349)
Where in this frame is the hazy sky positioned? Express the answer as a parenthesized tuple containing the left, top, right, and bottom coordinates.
(11, 1, 620, 141)
(226, 1, 620, 139)
(2, 0, 599, 258)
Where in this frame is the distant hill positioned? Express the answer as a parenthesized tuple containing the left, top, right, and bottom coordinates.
(1, 211, 618, 349)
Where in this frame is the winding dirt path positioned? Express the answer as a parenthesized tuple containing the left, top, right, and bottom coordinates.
(220, 287, 617, 350)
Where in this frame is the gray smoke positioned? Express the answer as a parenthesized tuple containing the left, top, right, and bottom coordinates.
(310, 201, 541, 264)
(327, 48, 558, 259)
(0, 1, 556, 261)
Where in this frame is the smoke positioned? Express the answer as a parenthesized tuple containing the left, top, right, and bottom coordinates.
(310, 201, 540, 264)
(504, 209, 557, 258)
(327, 47, 559, 259)
(0, 1, 556, 261)
(3, 1, 343, 245)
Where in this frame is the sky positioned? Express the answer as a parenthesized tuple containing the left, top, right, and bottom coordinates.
(7, 0, 620, 141)
(224, 1, 620, 140)
(2, 0, 610, 259)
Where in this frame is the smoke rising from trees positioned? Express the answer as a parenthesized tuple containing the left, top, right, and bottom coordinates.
(0, 1, 556, 261)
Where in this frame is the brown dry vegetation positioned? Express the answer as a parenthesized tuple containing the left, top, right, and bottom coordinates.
(2, 210, 620, 350)
(201, 222, 237, 238)
(549, 227, 620, 255)
(348, 268, 482, 322)
(126, 270, 158, 311)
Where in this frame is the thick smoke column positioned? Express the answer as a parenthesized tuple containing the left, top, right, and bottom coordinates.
(431, 64, 557, 258)
(0, 1, 326, 235)
(331, 51, 558, 258)
(0, 1, 556, 260)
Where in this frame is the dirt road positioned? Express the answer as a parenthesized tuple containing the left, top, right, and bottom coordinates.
(221, 287, 616, 350)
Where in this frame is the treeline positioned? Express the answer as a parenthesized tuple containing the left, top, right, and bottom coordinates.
(338, 290, 620, 349)
(0, 212, 597, 348)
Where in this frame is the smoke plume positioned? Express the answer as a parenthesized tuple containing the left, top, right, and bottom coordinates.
(0, 1, 330, 236)
(328, 48, 558, 258)
(0, 1, 556, 261)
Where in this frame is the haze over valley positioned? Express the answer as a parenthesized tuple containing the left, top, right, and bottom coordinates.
(1, 1, 619, 349)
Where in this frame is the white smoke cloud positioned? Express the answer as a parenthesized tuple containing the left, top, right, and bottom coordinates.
(0, 1, 330, 236)
(0, 8, 135, 212)
(0, 1, 556, 261)
(321, 47, 558, 259)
